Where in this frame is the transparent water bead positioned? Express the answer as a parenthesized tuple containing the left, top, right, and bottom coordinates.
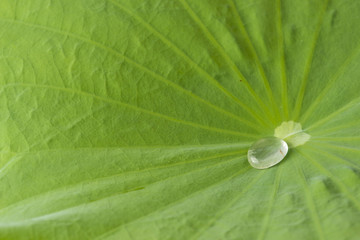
(248, 137, 288, 169)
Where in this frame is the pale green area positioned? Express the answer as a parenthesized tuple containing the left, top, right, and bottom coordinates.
(248, 137, 288, 169)
(274, 121, 311, 147)
(0, 0, 360, 239)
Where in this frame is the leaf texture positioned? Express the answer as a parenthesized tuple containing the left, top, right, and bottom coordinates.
(0, 0, 360, 239)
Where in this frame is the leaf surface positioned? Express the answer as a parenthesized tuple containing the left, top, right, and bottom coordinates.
(0, 0, 360, 239)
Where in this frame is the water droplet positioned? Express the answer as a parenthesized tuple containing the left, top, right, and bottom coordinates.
(248, 137, 288, 169)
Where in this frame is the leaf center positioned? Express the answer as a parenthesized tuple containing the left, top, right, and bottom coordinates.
(274, 121, 311, 148)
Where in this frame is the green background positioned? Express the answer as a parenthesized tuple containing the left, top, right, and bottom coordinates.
(0, 0, 360, 239)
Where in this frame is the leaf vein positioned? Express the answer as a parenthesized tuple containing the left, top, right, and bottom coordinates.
(0, 17, 263, 131)
(178, 0, 274, 124)
(3, 83, 257, 138)
(292, 0, 329, 120)
(106, 0, 267, 128)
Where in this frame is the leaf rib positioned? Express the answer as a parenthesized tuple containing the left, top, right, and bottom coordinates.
(0, 155, 22, 178)
(296, 149, 360, 211)
(178, 0, 276, 124)
(229, 0, 280, 120)
(308, 141, 360, 154)
(306, 96, 360, 131)
(310, 119, 360, 135)
(94, 164, 254, 239)
(256, 167, 282, 240)
(0, 142, 252, 157)
(311, 136, 360, 141)
(292, 0, 329, 120)
(304, 144, 360, 170)
(191, 171, 265, 240)
(0, 17, 265, 131)
(4, 83, 258, 138)
(1, 156, 248, 227)
(276, 0, 289, 120)
(0, 152, 247, 214)
(300, 41, 360, 124)
(106, 0, 270, 128)
(103, 0, 264, 131)
(293, 161, 325, 240)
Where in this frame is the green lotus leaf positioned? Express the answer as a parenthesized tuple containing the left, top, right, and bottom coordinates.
(0, 0, 360, 239)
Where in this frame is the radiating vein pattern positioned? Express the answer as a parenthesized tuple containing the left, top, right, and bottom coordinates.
(0, 0, 360, 239)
